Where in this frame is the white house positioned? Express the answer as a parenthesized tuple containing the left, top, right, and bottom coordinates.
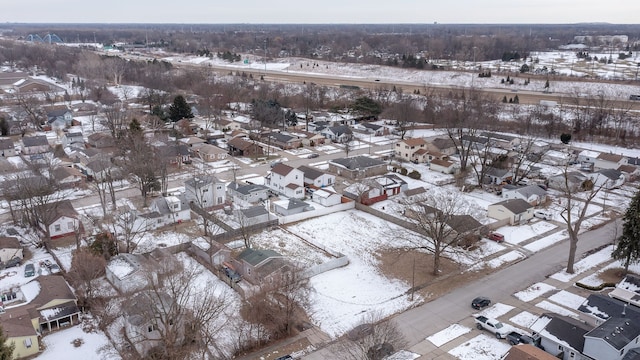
(185, 175, 226, 208)
(501, 184, 548, 206)
(40, 200, 82, 239)
(0, 138, 16, 157)
(227, 182, 270, 204)
(0, 237, 22, 263)
(395, 138, 428, 163)
(21, 135, 50, 155)
(265, 163, 305, 199)
(320, 125, 353, 143)
(312, 189, 342, 206)
(594, 152, 627, 170)
(298, 165, 335, 188)
(590, 169, 625, 190)
(487, 198, 534, 225)
(136, 195, 191, 231)
(429, 159, 457, 174)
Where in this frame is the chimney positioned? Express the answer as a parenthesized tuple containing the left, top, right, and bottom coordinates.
(622, 303, 627, 317)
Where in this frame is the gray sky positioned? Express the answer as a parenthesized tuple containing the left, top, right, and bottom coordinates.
(2, 0, 639, 24)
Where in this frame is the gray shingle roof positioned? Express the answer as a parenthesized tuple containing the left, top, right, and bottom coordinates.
(238, 248, 282, 266)
(331, 155, 385, 170)
(298, 165, 324, 180)
(22, 135, 49, 147)
(542, 314, 591, 352)
(494, 198, 532, 214)
(586, 317, 640, 350)
(240, 206, 268, 218)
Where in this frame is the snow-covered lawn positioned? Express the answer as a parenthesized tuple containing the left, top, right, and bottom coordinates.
(448, 334, 510, 360)
(475, 303, 514, 319)
(523, 231, 568, 252)
(548, 291, 586, 310)
(513, 282, 556, 302)
(536, 300, 579, 318)
(550, 245, 614, 282)
(509, 311, 540, 329)
(36, 320, 118, 360)
(426, 324, 472, 347)
(286, 210, 419, 337)
(485, 251, 525, 269)
(497, 222, 557, 245)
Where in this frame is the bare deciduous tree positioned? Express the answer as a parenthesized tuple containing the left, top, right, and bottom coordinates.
(67, 248, 106, 306)
(334, 312, 407, 360)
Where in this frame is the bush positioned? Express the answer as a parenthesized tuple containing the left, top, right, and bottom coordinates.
(408, 170, 421, 179)
(399, 167, 408, 176)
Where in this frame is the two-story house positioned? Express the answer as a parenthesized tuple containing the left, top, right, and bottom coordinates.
(265, 163, 305, 199)
(0, 138, 16, 157)
(21, 135, 50, 155)
(185, 175, 226, 209)
(39, 200, 82, 239)
(298, 165, 335, 188)
(136, 195, 191, 231)
(395, 138, 428, 163)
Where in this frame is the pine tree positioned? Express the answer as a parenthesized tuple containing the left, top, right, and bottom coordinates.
(168, 95, 194, 122)
(613, 189, 640, 274)
(0, 325, 15, 360)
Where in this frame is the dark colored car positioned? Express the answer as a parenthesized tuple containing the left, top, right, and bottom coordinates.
(487, 232, 505, 243)
(472, 296, 491, 310)
(308, 153, 319, 159)
(275, 356, 293, 360)
(1, 257, 21, 269)
(506, 331, 540, 346)
(223, 266, 242, 283)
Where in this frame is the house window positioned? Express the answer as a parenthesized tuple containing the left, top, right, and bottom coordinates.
(217, 197, 222, 204)
(24, 338, 32, 348)
(202, 189, 209, 193)
(148, 324, 158, 332)
(570, 351, 575, 358)
(54, 224, 61, 232)
(558, 345, 563, 351)
(68, 221, 74, 230)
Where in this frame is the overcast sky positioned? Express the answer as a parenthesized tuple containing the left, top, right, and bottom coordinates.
(1, 0, 639, 24)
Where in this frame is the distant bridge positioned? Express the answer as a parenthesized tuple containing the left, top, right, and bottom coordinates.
(26, 34, 63, 44)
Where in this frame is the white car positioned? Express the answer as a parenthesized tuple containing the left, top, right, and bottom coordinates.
(534, 210, 554, 221)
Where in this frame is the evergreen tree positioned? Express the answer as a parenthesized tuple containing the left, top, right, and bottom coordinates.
(0, 325, 15, 360)
(613, 189, 640, 274)
(513, 95, 519, 104)
(168, 95, 194, 122)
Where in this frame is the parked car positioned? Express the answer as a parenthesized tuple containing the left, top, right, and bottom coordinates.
(474, 315, 511, 339)
(534, 210, 554, 221)
(471, 296, 491, 310)
(24, 263, 35, 277)
(307, 153, 319, 159)
(275, 356, 293, 360)
(506, 331, 538, 346)
(223, 266, 242, 283)
(0, 257, 21, 269)
(48, 264, 61, 274)
(486, 232, 505, 243)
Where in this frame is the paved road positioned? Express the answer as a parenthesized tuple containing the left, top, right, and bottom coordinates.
(302, 219, 620, 359)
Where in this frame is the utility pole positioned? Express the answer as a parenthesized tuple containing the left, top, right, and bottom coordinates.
(263, 38, 267, 73)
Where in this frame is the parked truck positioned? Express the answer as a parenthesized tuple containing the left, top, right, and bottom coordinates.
(474, 315, 511, 339)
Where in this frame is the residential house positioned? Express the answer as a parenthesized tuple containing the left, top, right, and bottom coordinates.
(501, 184, 548, 206)
(106, 249, 179, 294)
(179, 136, 206, 149)
(61, 132, 84, 149)
(263, 132, 301, 150)
(265, 163, 305, 199)
(577, 150, 600, 165)
(51, 166, 84, 188)
(321, 125, 353, 143)
(502, 344, 557, 360)
(236, 206, 271, 226)
(236, 248, 290, 285)
(298, 165, 335, 188)
(83, 157, 116, 182)
(124, 291, 180, 358)
(329, 156, 388, 180)
(227, 182, 270, 204)
(14, 78, 63, 93)
(343, 180, 387, 205)
(137, 195, 191, 231)
(196, 143, 228, 162)
(483, 167, 513, 185)
(225, 129, 249, 141)
(404, 187, 428, 202)
(609, 274, 640, 308)
(0, 138, 16, 157)
(590, 169, 625, 190)
(274, 198, 314, 216)
(427, 137, 457, 156)
(487, 198, 534, 225)
(583, 317, 640, 360)
(595, 152, 627, 170)
(429, 158, 457, 174)
(21, 135, 50, 155)
(39, 200, 82, 239)
(87, 132, 115, 148)
(578, 294, 640, 327)
(185, 175, 226, 208)
(311, 189, 342, 207)
(374, 174, 408, 197)
(296, 131, 325, 146)
(46, 107, 73, 128)
(213, 118, 242, 132)
(0, 237, 22, 263)
(617, 164, 640, 182)
(156, 144, 191, 165)
(0, 276, 81, 359)
(410, 204, 483, 239)
(481, 132, 522, 150)
(395, 138, 428, 163)
(530, 313, 592, 360)
(548, 171, 588, 192)
(227, 137, 263, 157)
(460, 134, 490, 151)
